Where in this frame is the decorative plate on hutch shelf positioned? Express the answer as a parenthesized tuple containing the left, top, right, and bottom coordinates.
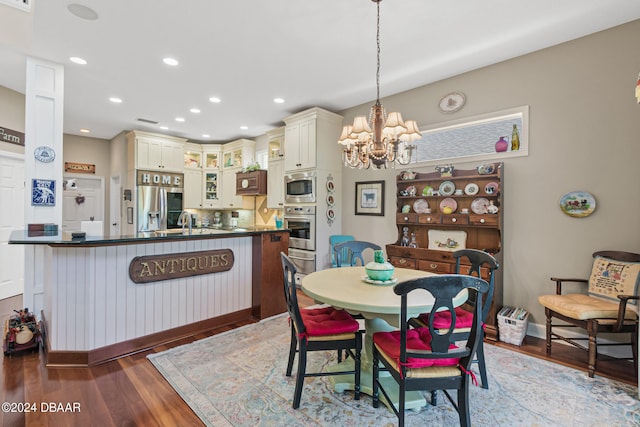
(471, 197, 490, 214)
(439, 198, 457, 214)
(413, 199, 429, 214)
(438, 181, 456, 196)
(484, 182, 499, 195)
(464, 183, 479, 196)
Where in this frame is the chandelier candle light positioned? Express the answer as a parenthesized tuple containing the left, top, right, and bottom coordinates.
(338, 0, 422, 169)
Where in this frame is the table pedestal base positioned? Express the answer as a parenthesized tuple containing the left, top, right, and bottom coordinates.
(326, 360, 427, 412)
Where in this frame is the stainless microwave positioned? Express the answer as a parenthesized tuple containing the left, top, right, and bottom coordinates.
(284, 171, 316, 204)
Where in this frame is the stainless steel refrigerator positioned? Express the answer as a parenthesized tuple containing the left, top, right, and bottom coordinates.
(137, 186, 184, 232)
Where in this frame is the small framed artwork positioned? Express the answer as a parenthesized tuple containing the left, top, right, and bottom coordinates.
(355, 180, 385, 216)
(31, 179, 56, 206)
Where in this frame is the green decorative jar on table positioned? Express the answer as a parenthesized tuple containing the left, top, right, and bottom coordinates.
(365, 250, 395, 281)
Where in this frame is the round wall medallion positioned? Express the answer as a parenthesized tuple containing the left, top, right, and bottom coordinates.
(34, 146, 56, 163)
(439, 92, 466, 113)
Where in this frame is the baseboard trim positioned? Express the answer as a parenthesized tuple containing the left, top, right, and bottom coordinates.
(44, 308, 254, 367)
(526, 321, 635, 359)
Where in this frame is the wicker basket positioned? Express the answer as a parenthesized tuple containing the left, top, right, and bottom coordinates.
(497, 307, 529, 346)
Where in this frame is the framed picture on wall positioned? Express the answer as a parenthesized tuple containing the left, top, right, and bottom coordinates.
(355, 180, 385, 216)
(31, 179, 56, 206)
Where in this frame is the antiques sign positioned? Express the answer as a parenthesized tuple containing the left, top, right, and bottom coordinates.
(0, 127, 25, 146)
(129, 249, 234, 283)
(65, 162, 96, 174)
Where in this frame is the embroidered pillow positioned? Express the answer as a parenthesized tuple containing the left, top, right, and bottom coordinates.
(588, 256, 640, 305)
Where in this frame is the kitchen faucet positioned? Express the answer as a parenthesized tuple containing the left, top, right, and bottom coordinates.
(178, 210, 192, 235)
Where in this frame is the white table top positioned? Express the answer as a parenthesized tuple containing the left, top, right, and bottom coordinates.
(301, 267, 468, 324)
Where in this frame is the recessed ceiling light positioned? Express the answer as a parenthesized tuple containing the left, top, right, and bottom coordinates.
(175, 117, 185, 122)
(190, 108, 201, 114)
(273, 97, 285, 104)
(109, 97, 122, 103)
(70, 57, 87, 65)
(80, 128, 90, 133)
(240, 126, 249, 130)
(202, 134, 210, 138)
(67, 4, 98, 20)
(163, 57, 179, 66)
(160, 126, 169, 130)
(209, 97, 221, 103)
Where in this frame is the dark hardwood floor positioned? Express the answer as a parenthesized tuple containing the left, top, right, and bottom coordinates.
(0, 291, 635, 426)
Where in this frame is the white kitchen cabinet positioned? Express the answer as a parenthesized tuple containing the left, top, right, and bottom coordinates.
(222, 139, 256, 170)
(184, 142, 202, 169)
(203, 144, 222, 169)
(267, 158, 284, 209)
(128, 130, 186, 172)
(266, 127, 285, 209)
(283, 107, 343, 173)
(183, 169, 203, 209)
(222, 168, 243, 209)
(203, 171, 222, 209)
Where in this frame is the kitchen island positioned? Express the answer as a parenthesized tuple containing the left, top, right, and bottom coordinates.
(9, 227, 289, 366)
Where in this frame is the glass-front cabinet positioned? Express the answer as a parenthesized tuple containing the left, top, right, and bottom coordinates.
(184, 143, 202, 169)
(204, 151, 220, 169)
(203, 171, 221, 209)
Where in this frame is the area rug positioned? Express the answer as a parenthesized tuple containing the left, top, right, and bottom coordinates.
(148, 315, 640, 426)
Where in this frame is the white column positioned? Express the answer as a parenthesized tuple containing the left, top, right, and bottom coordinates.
(23, 57, 64, 314)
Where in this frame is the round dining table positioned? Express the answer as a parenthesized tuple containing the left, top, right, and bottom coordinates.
(301, 266, 468, 411)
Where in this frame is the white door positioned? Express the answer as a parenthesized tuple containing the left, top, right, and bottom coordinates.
(0, 153, 25, 299)
(62, 175, 104, 233)
(110, 176, 121, 237)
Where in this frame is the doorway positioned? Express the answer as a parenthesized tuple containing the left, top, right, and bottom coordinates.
(62, 175, 105, 234)
(0, 152, 25, 300)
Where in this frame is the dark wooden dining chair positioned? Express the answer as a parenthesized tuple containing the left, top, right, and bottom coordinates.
(538, 250, 640, 378)
(334, 240, 381, 267)
(372, 274, 489, 427)
(280, 252, 362, 409)
(410, 248, 499, 390)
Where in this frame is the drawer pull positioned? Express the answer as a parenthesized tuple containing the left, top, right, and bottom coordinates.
(404, 216, 409, 221)
(480, 218, 485, 224)
(427, 217, 432, 222)
(430, 263, 438, 269)
(452, 218, 457, 223)
(399, 258, 407, 264)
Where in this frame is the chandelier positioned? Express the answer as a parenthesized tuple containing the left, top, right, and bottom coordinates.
(338, 0, 422, 169)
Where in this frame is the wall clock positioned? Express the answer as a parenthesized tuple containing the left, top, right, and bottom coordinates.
(439, 92, 466, 113)
(34, 146, 56, 163)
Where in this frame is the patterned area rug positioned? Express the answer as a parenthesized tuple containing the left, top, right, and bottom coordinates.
(148, 315, 640, 426)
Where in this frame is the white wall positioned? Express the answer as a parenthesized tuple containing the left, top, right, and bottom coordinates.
(338, 20, 640, 327)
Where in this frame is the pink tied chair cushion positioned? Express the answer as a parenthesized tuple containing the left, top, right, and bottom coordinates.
(299, 306, 360, 337)
(373, 327, 460, 369)
(418, 307, 474, 329)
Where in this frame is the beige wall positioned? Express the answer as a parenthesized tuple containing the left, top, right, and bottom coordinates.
(0, 86, 25, 155)
(338, 19, 640, 328)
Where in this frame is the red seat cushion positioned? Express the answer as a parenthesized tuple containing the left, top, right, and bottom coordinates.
(418, 307, 473, 329)
(300, 306, 359, 336)
(373, 327, 459, 369)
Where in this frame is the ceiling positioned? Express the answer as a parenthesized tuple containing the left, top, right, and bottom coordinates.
(1, 0, 640, 143)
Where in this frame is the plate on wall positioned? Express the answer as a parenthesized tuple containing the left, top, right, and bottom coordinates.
(471, 197, 490, 214)
(559, 191, 596, 218)
(438, 181, 456, 196)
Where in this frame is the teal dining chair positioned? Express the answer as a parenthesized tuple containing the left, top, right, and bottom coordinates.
(330, 235, 354, 268)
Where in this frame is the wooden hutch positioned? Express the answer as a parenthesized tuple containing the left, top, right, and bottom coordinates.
(386, 163, 503, 340)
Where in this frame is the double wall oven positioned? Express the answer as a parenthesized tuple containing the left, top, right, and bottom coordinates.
(284, 188, 316, 286)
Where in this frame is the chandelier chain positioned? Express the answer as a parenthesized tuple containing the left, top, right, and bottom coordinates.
(376, 0, 380, 104)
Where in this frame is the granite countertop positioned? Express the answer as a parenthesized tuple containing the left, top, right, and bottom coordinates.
(9, 226, 288, 246)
